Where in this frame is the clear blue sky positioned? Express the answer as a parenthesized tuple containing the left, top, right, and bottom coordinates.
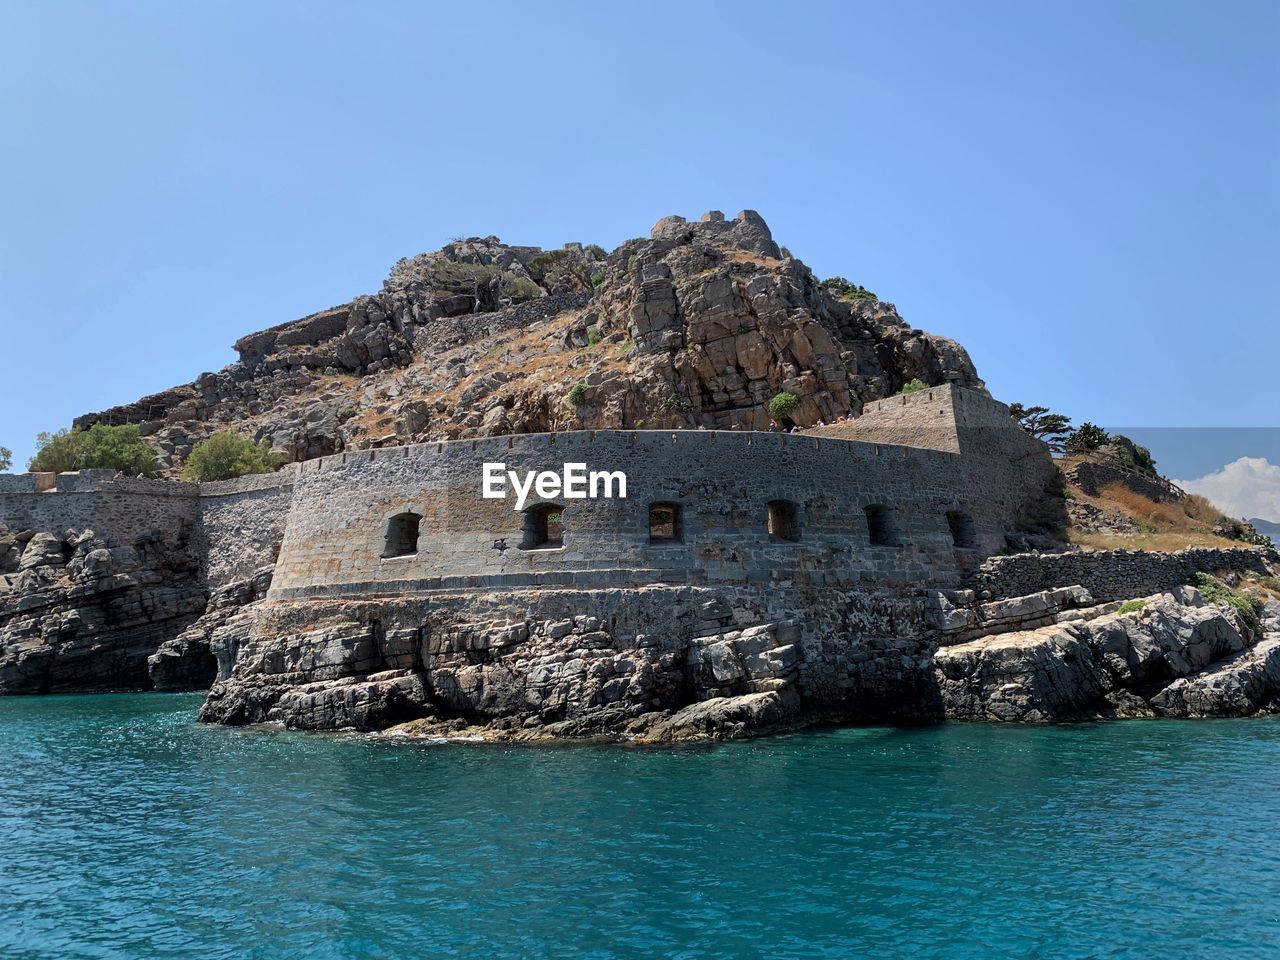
(2, 0, 1277, 475)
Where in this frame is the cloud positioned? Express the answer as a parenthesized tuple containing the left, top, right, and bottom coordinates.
(1173, 457, 1280, 522)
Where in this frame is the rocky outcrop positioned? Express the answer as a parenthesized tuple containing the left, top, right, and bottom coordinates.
(934, 589, 1280, 721)
(0, 527, 206, 693)
(147, 566, 273, 691)
(198, 592, 810, 740)
(74, 209, 985, 472)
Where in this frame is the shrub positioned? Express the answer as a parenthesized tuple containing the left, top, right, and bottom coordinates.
(565, 383, 591, 406)
(821, 276, 877, 301)
(780, 246, 792, 259)
(586, 329, 603, 347)
(1065, 422, 1110, 454)
(585, 244, 607, 260)
(182, 432, 282, 482)
(591, 270, 606, 287)
(1258, 576, 1280, 594)
(504, 277, 543, 301)
(1117, 599, 1148, 615)
(1193, 573, 1264, 635)
(897, 379, 928, 396)
(767, 392, 801, 421)
(29, 424, 158, 477)
(0, 446, 10, 472)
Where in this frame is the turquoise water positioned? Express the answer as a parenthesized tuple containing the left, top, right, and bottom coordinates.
(2, 696, 1279, 960)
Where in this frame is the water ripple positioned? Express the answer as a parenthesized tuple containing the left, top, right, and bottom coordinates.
(1, 695, 1278, 959)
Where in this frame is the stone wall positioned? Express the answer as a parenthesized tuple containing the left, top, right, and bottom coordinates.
(812, 385, 1061, 552)
(970, 546, 1277, 601)
(0, 470, 199, 557)
(193, 468, 298, 588)
(268, 428, 984, 599)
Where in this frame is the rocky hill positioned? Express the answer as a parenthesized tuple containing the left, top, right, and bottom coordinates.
(73, 210, 983, 471)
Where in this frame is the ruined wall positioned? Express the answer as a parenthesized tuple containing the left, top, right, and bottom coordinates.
(268, 429, 979, 599)
(970, 546, 1278, 601)
(193, 468, 299, 588)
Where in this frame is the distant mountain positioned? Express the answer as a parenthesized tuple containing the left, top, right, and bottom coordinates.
(1248, 517, 1280, 544)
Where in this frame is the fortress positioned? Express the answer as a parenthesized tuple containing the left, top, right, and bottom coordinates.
(2, 208, 1277, 735)
(5, 381, 1277, 736)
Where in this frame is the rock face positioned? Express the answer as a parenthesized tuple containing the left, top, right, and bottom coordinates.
(198, 589, 816, 738)
(934, 589, 1280, 721)
(74, 209, 984, 472)
(0, 527, 206, 693)
(147, 566, 273, 691)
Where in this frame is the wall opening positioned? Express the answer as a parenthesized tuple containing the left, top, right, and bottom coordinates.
(767, 499, 801, 542)
(865, 504, 899, 546)
(522, 504, 564, 550)
(649, 502, 683, 543)
(946, 509, 977, 549)
(383, 512, 421, 558)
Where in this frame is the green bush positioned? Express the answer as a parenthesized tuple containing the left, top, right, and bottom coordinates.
(585, 244, 607, 260)
(591, 270, 606, 287)
(821, 276, 877, 301)
(0, 446, 10, 472)
(29, 424, 158, 477)
(1193, 573, 1264, 635)
(1065, 422, 1110, 454)
(897, 379, 928, 396)
(504, 277, 543, 301)
(182, 432, 282, 482)
(586, 329, 603, 347)
(1117, 599, 1148, 615)
(565, 383, 591, 406)
(768, 392, 801, 421)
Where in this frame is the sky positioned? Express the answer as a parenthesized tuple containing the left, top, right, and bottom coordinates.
(1, 1, 1277, 512)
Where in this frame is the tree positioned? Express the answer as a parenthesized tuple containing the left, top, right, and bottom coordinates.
(897, 379, 929, 396)
(182, 432, 282, 482)
(1064, 422, 1111, 455)
(28, 424, 159, 476)
(1007, 403, 1073, 452)
(0, 447, 10, 472)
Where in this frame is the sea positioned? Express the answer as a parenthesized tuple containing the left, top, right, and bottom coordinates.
(2, 693, 1278, 959)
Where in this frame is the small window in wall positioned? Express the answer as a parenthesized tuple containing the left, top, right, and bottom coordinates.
(767, 499, 801, 542)
(946, 510, 977, 549)
(522, 504, 564, 550)
(649, 502, 683, 543)
(865, 504, 899, 546)
(383, 512, 421, 558)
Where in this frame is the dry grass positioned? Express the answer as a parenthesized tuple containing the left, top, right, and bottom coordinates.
(1068, 529, 1242, 552)
(1067, 482, 1241, 551)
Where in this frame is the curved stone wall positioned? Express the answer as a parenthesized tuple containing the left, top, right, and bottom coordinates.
(269, 429, 984, 598)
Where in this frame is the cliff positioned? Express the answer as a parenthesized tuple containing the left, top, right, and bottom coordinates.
(73, 210, 982, 471)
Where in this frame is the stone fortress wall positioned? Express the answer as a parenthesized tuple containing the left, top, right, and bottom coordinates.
(0, 467, 297, 589)
(0, 385, 1056, 601)
(0, 470, 200, 555)
(190, 468, 299, 588)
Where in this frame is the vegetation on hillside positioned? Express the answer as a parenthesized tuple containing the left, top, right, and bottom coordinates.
(1007, 403, 1073, 451)
(767, 392, 801, 421)
(1193, 573, 1264, 635)
(181, 432, 282, 482)
(0, 446, 10, 472)
(820, 276, 877, 301)
(29, 425, 158, 477)
(896, 379, 928, 396)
